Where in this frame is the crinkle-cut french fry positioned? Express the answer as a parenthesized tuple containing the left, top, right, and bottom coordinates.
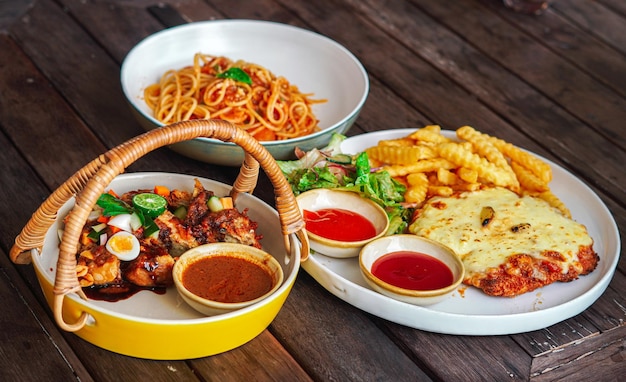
(366, 145, 436, 165)
(383, 158, 456, 177)
(491, 140, 552, 183)
(405, 173, 429, 203)
(377, 138, 416, 147)
(458, 141, 474, 153)
(452, 182, 481, 192)
(408, 126, 451, 144)
(458, 126, 513, 171)
(407, 172, 428, 186)
(428, 185, 454, 197)
(437, 142, 518, 189)
(423, 124, 442, 133)
(457, 167, 478, 183)
(501, 143, 552, 184)
(369, 157, 383, 168)
(511, 161, 549, 192)
(535, 191, 571, 218)
(405, 185, 428, 204)
(459, 125, 552, 184)
(437, 168, 458, 185)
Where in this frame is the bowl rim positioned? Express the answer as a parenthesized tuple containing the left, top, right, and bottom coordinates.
(296, 188, 390, 247)
(359, 234, 465, 298)
(120, 19, 370, 147)
(173, 242, 285, 310)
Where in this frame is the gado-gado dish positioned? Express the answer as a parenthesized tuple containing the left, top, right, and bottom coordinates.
(33, 173, 302, 359)
(68, 178, 261, 301)
(280, 125, 598, 299)
(144, 53, 326, 141)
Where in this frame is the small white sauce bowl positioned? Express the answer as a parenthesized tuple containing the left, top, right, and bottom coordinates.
(359, 235, 465, 306)
(296, 189, 389, 258)
(173, 243, 284, 316)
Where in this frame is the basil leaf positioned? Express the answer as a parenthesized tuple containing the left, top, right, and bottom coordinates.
(96, 193, 132, 216)
(216, 67, 252, 85)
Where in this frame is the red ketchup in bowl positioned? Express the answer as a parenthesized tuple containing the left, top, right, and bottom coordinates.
(303, 208, 376, 242)
(371, 251, 453, 290)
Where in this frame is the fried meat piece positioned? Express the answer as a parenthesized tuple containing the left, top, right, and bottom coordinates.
(191, 208, 262, 248)
(185, 179, 214, 226)
(77, 246, 121, 286)
(467, 246, 598, 297)
(154, 210, 199, 256)
(123, 244, 175, 287)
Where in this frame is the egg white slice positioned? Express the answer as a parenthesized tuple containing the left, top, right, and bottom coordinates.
(105, 231, 141, 261)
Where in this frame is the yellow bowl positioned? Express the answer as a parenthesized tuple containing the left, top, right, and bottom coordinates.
(32, 173, 301, 360)
(296, 189, 390, 258)
(173, 243, 284, 316)
(359, 235, 464, 306)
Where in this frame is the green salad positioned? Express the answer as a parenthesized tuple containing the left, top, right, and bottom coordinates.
(277, 133, 412, 235)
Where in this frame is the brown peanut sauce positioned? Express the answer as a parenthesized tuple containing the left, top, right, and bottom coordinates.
(182, 255, 273, 303)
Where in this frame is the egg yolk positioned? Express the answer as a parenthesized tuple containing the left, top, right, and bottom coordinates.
(109, 235, 134, 253)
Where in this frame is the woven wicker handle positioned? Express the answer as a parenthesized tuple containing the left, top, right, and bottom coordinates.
(10, 119, 309, 332)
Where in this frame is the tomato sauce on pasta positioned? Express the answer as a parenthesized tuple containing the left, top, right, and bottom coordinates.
(143, 53, 326, 141)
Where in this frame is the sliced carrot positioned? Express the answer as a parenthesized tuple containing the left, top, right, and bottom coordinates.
(154, 185, 170, 197)
(219, 197, 234, 209)
(107, 189, 120, 198)
(109, 225, 122, 235)
(97, 215, 110, 224)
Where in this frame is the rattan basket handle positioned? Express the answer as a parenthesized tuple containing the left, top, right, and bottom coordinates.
(11, 119, 309, 332)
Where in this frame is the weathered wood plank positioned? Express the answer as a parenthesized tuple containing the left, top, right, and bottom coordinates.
(553, 0, 626, 55)
(271, 272, 432, 381)
(530, 325, 625, 381)
(189, 331, 313, 382)
(381, 320, 532, 381)
(478, 0, 626, 97)
(0, 141, 93, 381)
(0, 34, 106, 189)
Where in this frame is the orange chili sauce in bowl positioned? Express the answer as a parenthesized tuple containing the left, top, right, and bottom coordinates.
(173, 243, 284, 316)
(182, 255, 273, 303)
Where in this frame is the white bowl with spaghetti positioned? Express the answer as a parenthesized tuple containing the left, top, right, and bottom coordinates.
(120, 20, 369, 166)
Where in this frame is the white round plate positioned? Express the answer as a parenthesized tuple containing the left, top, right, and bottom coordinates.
(301, 129, 621, 335)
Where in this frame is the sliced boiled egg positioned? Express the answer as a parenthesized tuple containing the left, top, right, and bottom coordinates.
(105, 231, 140, 261)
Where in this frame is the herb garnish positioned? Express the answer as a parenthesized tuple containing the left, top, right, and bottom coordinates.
(96, 193, 160, 236)
(216, 67, 252, 85)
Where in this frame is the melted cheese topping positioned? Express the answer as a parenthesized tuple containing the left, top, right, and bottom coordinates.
(408, 188, 593, 277)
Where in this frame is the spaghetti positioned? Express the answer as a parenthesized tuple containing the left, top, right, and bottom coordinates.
(144, 53, 327, 141)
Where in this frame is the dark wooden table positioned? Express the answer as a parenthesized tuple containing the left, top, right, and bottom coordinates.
(1, 0, 624, 381)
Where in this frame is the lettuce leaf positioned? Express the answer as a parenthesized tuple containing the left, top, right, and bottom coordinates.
(278, 136, 412, 235)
